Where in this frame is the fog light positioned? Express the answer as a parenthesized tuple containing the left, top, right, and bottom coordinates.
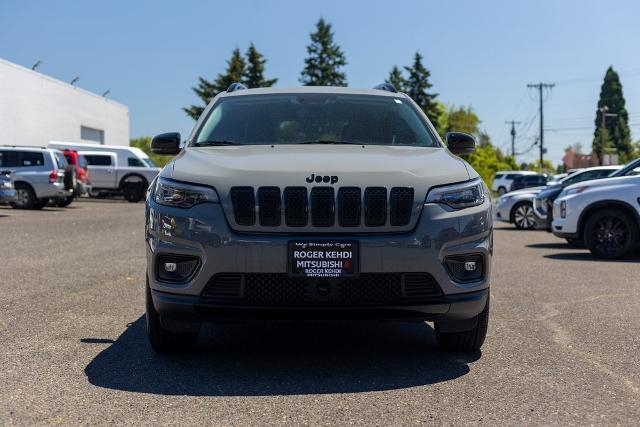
(560, 201, 567, 219)
(156, 254, 200, 282)
(445, 254, 484, 282)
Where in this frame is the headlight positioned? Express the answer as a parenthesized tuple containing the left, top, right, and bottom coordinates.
(154, 177, 219, 208)
(426, 178, 485, 209)
(534, 197, 547, 214)
(0, 180, 12, 189)
(562, 186, 589, 196)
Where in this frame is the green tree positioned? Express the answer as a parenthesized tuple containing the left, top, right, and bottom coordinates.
(593, 67, 632, 162)
(243, 43, 277, 88)
(183, 48, 246, 120)
(130, 137, 173, 167)
(446, 106, 480, 136)
(300, 18, 347, 86)
(386, 66, 406, 92)
(404, 52, 440, 128)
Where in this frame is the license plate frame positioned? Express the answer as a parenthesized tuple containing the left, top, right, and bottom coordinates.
(288, 240, 359, 278)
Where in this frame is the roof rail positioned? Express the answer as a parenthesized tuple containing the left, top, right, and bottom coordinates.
(373, 83, 398, 93)
(0, 144, 47, 149)
(226, 82, 248, 93)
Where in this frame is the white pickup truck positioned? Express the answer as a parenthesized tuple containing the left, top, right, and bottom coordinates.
(48, 142, 161, 202)
(79, 150, 160, 202)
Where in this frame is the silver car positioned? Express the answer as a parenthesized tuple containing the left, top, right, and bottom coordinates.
(145, 84, 492, 354)
(495, 187, 545, 229)
(0, 147, 71, 209)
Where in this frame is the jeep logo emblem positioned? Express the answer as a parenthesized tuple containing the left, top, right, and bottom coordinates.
(306, 174, 338, 184)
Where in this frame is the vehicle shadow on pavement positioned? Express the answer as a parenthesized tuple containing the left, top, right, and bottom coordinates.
(544, 252, 639, 262)
(84, 316, 479, 396)
(527, 242, 578, 250)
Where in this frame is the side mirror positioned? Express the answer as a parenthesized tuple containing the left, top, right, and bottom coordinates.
(151, 132, 181, 155)
(446, 132, 476, 155)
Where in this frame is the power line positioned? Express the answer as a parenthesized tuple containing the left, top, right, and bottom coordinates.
(527, 82, 555, 169)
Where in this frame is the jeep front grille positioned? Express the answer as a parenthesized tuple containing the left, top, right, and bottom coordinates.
(229, 186, 415, 229)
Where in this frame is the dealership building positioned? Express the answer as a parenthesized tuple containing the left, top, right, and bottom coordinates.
(0, 58, 129, 147)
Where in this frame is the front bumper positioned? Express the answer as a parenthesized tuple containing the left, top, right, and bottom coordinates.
(152, 287, 489, 322)
(495, 197, 514, 223)
(146, 198, 492, 320)
(0, 188, 17, 203)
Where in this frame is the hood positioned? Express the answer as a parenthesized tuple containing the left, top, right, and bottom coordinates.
(169, 145, 470, 193)
(563, 174, 639, 192)
(537, 184, 564, 199)
(503, 186, 546, 198)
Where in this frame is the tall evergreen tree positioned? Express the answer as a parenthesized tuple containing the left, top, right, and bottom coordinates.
(183, 48, 246, 120)
(243, 43, 277, 88)
(299, 18, 347, 86)
(404, 52, 440, 127)
(592, 66, 632, 162)
(386, 66, 406, 92)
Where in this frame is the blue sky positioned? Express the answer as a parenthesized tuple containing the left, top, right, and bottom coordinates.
(2, 0, 639, 165)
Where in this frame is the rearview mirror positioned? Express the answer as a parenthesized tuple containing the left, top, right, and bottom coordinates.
(446, 132, 476, 155)
(151, 132, 181, 155)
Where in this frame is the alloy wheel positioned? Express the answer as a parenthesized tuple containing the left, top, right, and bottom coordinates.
(514, 204, 535, 229)
(592, 216, 630, 257)
(15, 188, 30, 207)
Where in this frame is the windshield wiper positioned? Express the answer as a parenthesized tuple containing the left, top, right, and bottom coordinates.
(195, 140, 242, 146)
(299, 140, 363, 145)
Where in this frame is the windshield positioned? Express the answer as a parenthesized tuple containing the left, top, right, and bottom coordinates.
(142, 158, 157, 168)
(609, 158, 640, 177)
(194, 93, 438, 147)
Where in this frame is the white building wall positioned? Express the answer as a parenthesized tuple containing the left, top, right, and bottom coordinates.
(0, 58, 129, 147)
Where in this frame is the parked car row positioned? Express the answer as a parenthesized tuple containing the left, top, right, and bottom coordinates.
(551, 159, 640, 259)
(495, 159, 640, 259)
(0, 143, 161, 209)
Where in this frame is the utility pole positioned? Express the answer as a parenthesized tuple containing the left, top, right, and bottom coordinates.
(527, 82, 555, 172)
(598, 105, 617, 165)
(505, 120, 521, 157)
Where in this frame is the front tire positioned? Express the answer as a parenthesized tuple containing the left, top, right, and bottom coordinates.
(497, 187, 507, 196)
(435, 293, 490, 352)
(512, 202, 536, 230)
(123, 182, 145, 203)
(146, 280, 199, 354)
(584, 208, 638, 259)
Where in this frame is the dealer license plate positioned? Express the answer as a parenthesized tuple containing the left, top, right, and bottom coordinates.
(288, 240, 359, 278)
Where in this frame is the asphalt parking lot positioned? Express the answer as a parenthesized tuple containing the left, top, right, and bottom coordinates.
(1, 200, 639, 425)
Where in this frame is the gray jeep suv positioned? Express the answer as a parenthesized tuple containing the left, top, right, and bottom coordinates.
(145, 84, 492, 354)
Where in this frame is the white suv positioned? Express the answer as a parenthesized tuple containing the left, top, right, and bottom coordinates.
(492, 171, 537, 195)
(552, 173, 640, 259)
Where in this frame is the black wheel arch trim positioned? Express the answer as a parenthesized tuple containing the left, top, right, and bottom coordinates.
(119, 173, 149, 189)
(577, 200, 640, 236)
